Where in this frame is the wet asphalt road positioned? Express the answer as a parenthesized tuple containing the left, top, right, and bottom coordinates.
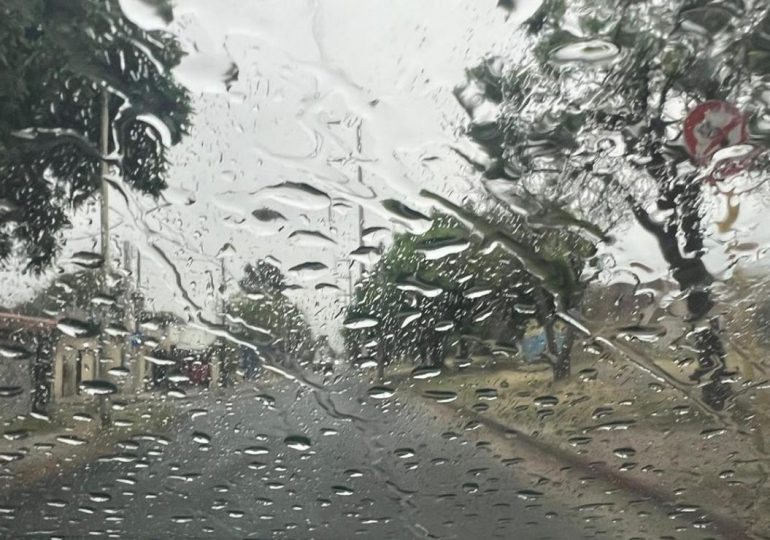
(0, 371, 599, 540)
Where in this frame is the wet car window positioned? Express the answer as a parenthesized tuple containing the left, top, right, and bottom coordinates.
(2, 0, 770, 538)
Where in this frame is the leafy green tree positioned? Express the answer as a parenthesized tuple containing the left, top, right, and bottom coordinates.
(344, 209, 593, 377)
(17, 269, 129, 323)
(239, 260, 287, 296)
(0, 0, 191, 271)
(227, 260, 313, 364)
(459, 0, 770, 406)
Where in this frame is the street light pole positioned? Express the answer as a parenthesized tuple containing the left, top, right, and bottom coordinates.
(210, 258, 226, 390)
(355, 120, 365, 279)
(97, 87, 111, 427)
(99, 87, 110, 278)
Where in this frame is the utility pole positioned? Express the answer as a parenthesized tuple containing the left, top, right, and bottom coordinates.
(220, 258, 226, 318)
(97, 87, 111, 427)
(136, 249, 141, 290)
(347, 263, 353, 299)
(122, 241, 131, 372)
(210, 259, 225, 390)
(354, 120, 382, 380)
(132, 247, 146, 391)
(100, 87, 110, 279)
(357, 205, 364, 277)
(95, 88, 110, 380)
(355, 121, 365, 280)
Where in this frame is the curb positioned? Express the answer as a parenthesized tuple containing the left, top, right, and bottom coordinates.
(422, 396, 753, 540)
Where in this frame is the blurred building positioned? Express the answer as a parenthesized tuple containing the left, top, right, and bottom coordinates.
(0, 311, 55, 421)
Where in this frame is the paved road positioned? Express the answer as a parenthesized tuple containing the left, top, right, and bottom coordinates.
(0, 370, 603, 540)
(1, 368, 733, 539)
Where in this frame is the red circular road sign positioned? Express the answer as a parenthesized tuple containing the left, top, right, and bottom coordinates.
(683, 100, 747, 165)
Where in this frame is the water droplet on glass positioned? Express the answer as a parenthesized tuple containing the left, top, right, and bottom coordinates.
(56, 318, 97, 338)
(516, 489, 543, 501)
(192, 432, 211, 445)
(368, 386, 395, 399)
(284, 435, 311, 451)
(344, 316, 379, 329)
(79, 380, 118, 396)
(56, 435, 88, 446)
(475, 388, 498, 401)
(423, 390, 458, 403)
(533, 395, 559, 408)
(69, 251, 104, 269)
(244, 446, 270, 455)
(411, 366, 441, 379)
(331, 485, 354, 496)
(550, 39, 620, 65)
(0, 387, 23, 398)
(613, 447, 636, 459)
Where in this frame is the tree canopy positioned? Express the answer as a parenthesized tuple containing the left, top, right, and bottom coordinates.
(343, 208, 594, 370)
(0, 0, 192, 272)
(460, 0, 770, 268)
(226, 260, 313, 363)
(456, 0, 770, 405)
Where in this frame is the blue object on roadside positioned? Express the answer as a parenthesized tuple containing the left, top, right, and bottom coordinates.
(520, 332, 565, 362)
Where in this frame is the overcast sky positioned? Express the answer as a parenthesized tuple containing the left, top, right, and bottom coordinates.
(6, 0, 535, 322)
(5, 0, 770, 344)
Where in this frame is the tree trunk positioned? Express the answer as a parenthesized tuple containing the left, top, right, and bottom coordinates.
(552, 326, 574, 381)
(458, 337, 469, 359)
(543, 317, 558, 357)
(99, 87, 111, 284)
(376, 338, 385, 382)
(418, 333, 429, 366)
(429, 332, 444, 368)
(32, 337, 48, 414)
(631, 167, 731, 410)
(534, 287, 571, 381)
(690, 316, 731, 410)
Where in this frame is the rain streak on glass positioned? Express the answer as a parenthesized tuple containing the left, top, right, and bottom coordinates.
(1, 0, 770, 539)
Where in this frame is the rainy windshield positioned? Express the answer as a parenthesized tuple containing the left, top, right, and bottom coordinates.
(2, 0, 770, 538)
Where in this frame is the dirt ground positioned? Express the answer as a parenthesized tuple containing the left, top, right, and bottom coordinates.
(402, 347, 770, 539)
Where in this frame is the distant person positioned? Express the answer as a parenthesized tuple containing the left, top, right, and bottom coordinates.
(242, 347, 259, 380)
